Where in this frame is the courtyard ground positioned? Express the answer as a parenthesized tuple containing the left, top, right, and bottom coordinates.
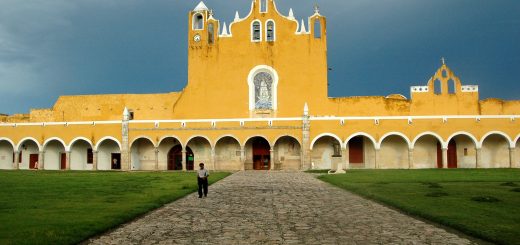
(319, 169, 520, 245)
(0, 171, 230, 245)
(88, 171, 475, 244)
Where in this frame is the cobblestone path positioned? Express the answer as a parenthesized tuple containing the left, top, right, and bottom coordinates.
(88, 171, 475, 245)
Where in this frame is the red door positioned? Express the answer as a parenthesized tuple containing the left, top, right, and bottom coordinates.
(29, 154, 39, 169)
(447, 140, 457, 168)
(252, 138, 270, 170)
(348, 137, 364, 164)
(60, 153, 67, 170)
(167, 145, 182, 170)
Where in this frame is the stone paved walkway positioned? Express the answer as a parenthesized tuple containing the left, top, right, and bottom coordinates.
(88, 171, 476, 245)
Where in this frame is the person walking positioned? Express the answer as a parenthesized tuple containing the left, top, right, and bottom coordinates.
(197, 163, 209, 198)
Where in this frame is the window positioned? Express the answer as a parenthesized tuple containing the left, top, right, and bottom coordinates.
(448, 79, 456, 94)
(252, 21, 261, 41)
(266, 21, 274, 41)
(260, 0, 267, 13)
(87, 148, 93, 164)
(314, 19, 321, 38)
(208, 23, 214, 44)
(434, 79, 442, 94)
(193, 13, 203, 30)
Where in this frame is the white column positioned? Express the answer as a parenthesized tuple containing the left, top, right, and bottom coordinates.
(509, 147, 515, 168)
(13, 151, 19, 170)
(66, 151, 71, 170)
(342, 147, 349, 170)
(38, 151, 44, 170)
(240, 147, 246, 171)
(442, 148, 448, 169)
(408, 148, 414, 169)
(270, 148, 274, 170)
(92, 150, 98, 171)
(374, 148, 380, 169)
(154, 147, 159, 171)
(211, 148, 216, 171)
(476, 148, 482, 168)
(182, 150, 187, 171)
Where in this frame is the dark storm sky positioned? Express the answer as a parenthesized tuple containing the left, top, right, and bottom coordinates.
(0, 0, 519, 114)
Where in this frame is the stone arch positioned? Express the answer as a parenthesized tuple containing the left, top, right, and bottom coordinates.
(310, 134, 342, 170)
(130, 136, 156, 148)
(243, 135, 271, 149)
(69, 138, 94, 170)
(412, 132, 445, 169)
(445, 132, 478, 168)
(273, 135, 301, 148)
(515, 134, 520, 168)
(16, 137, 41, 170)
(96, 137, 121, 170)
(215, 136, 242, 170)
(480, 132, 511, 168)
(310, 133, 343, 150)
(43, 138, 67, 170)
(345, 133, 377, 169)
(244, 136, 272, 170)
(157, 136, 183, 171)
(130, 137, 156, 170)
(273, 135, 302, 170)
(186, 136, 213, 170)
(379, 133, 410, 169)
(0, 138, 15, 170)
(378, 132, 411, 150)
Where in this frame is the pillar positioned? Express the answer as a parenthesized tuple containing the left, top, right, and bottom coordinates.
(182, 150, 187, 171)
(334, 147, 346, 174)
(301, 103, 311, 170)
(65, 151, 71, 170)
(154, 147, 159, 171)
(13, 151, 19, 170)
(509, 147, 515, 168)
(408, 148, 414, 169)
(342, 147, 349, 170)
(92, 150, 98, 170)
(442, 148, 448, 169)
(476, 148, 482, 168)
(270, 148, 274, 170)
(121, 107, 130, 171)
(38, 151, 44, 170)
(240, 147, 246, 171)
(211, 148, 216, 171)
(374, 148, 380, 169)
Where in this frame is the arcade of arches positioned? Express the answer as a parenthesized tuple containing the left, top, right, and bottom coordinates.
(0, 132, 518, 171)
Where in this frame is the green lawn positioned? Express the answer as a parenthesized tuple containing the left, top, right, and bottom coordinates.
(0, 170, 230, 245)
(318, 169, 520, 245)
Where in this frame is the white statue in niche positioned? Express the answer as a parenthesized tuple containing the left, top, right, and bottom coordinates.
(254, 72, 273, 109)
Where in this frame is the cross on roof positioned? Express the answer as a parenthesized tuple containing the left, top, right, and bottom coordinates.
(441, 57, 446, 65)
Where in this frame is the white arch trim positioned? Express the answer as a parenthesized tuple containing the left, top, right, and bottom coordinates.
(479, 131, 514, 148)
(273, 135, 302, 148)
(17, 137, 42, 152)
(515, 134, 520, 147)
(130, 136, 156, 148)
(248, 65, 279, 111)
(68, 137, 93, 151)
(157, 135, 183, 149)
(94, 136, 122, 151)
(310, 133, 343, 150)
(377, 132, 412, 150)
(214, 135, 241, 150)
(344, 132, 377, 148)
(185, 135, 213, 149)
(43, 137, 67, 151)
(411, 132, 445, 149)
(445, 131, 479, 149)
(243, 135, 272, 149)
(0, 137, 16, 151)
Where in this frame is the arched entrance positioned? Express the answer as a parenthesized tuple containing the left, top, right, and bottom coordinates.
(273, 136, 301, 170)
(445, 134, 477, 168)
(436, 140, 457, 168)
(249, 137, 271, 170)
(167, 145, 194, 170)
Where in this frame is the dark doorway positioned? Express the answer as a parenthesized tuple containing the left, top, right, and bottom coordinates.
(60, 153, 66, 170)
(436, 142, 442, 168)
(252, 138, 270, 170)
(111, 153, 121, 170)
(349, 137, 364, 164)
(168, 145, 183, 170)
(186, 147, 194, 171)
(29, 154, 39, 169)
(447, 140, 457, 168)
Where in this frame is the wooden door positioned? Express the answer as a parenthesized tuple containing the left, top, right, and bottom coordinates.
(348, 137, 364, 164)
(167, 145, 182, 170)
(29, 154, 39, 169)
(252, 138, 270, 170)
(436, 142, 442, 168)
(447, 140, 457, 168)
(60, 153, 66, 170)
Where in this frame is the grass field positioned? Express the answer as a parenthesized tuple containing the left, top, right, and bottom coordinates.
(318, 169, 520, 245)
(0, 170, 230, 245)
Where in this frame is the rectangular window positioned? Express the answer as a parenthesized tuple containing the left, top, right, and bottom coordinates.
(87, 148, 93, 164)
(260, 0, 267, 13)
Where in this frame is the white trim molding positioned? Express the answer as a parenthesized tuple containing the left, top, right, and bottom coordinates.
(310, 133, 343, 150)
(344, 132, 377, 148)
(378, 132, 412, 150)
(479, 131, 514, 148)
(17, 137, 42, 152)
(411, 132, 445, 149)
(0, 137, 16, 151)
(445, 131, 479, 149)
(94, 136, 122, 151)
(43, 137, 67, 151)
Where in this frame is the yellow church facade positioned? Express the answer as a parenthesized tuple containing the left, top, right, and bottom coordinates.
(1, 0, 519, 172)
